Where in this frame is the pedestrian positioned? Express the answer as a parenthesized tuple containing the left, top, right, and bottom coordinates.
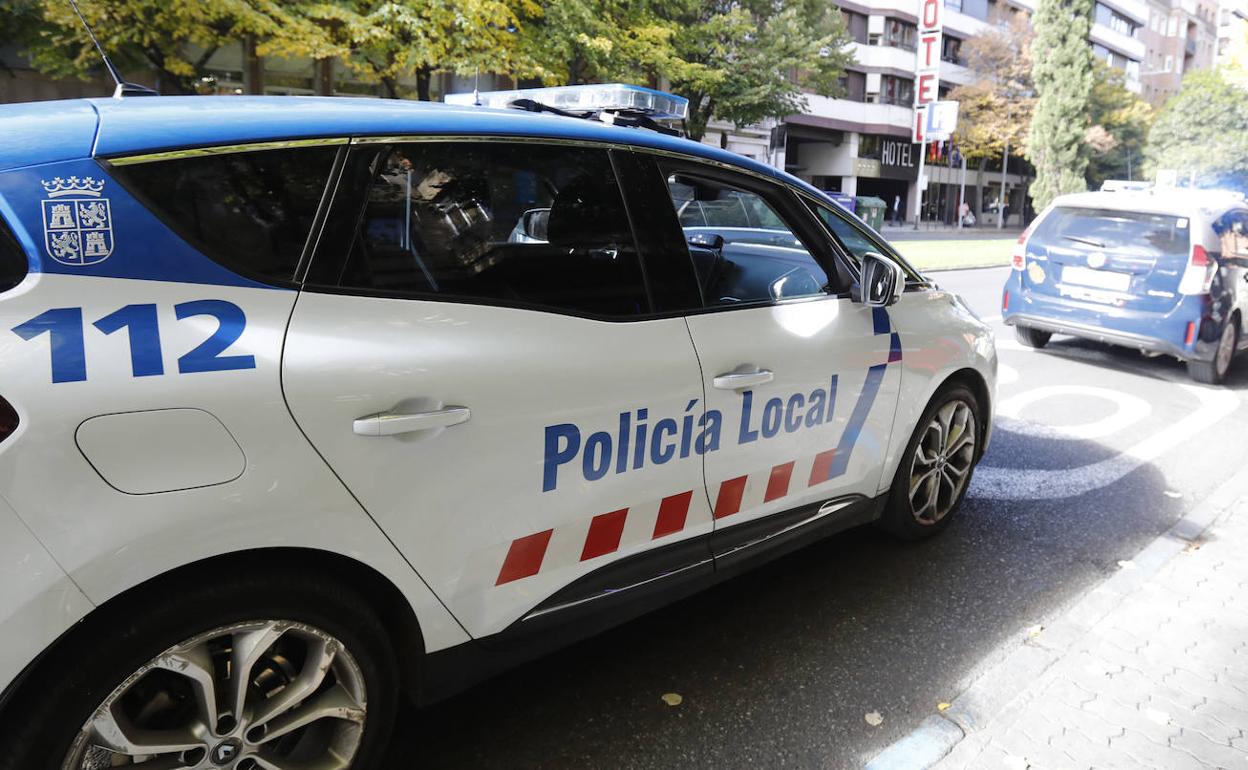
(1002, 200, 1010, 227)
(891, 194, 901, 226)
(958, 200, 971, 227)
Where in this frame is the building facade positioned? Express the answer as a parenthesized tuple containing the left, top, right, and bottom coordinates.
(1140, 0, 1220, 104)
(777, 0, 1151, 226)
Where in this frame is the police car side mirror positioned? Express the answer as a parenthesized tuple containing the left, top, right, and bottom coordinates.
(687, 232, 724, 251)
(852, 252, 905, 308)
(520, 208, 550, 242)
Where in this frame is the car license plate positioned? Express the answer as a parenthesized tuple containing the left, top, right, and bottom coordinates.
(1061, 265, 1130, 292)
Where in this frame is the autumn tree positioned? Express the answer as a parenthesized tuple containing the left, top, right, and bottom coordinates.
(21, 0, 287, 94)
(946, 16, 1034, 218)
(1084, 61, 1153, 189)
(1028, 0, 1095, 210)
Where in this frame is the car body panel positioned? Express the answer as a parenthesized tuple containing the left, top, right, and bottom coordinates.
(0, 95, 996, 707)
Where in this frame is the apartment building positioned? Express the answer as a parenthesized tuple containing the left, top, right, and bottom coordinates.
(1216, 0, 1248, 68)
(776, 0, 1150, 225)
(1140, 0, 1220, 103)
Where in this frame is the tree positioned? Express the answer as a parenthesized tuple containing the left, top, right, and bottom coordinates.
(1143, 69, 1248, 190)
(1084, 61, 1153, 189)
(1027, 0, 1095, 211)
(22, 0, 287, 94)
(660, 0, 855, 141)
(946, 16, 1034, 219)
(267, 0, 543, 100)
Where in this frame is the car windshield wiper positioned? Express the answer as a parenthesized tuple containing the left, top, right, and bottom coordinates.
(1062, 235, 1106, 248)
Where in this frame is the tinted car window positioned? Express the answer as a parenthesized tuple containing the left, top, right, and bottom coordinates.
(112, 146, 338, 284)
(330, 143, 648, 318)
(0, 216, 28, 293)
(665, 171, 829, 306)
(807, 199, 922, 283)
(1032, 207, 1190, 262)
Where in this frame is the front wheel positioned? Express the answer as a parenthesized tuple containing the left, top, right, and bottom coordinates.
(1187, 318, 1239, 385)
(877, 384, 981, 541)
(0, 566, 399, 770)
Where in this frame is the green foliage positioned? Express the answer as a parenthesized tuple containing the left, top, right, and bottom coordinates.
(265, 1, 543, 99)
(1084, 61, 1153, 189)
(948, 15, 1034, 162)
(1143, 69, 1248, 190)
(1027, 0, 1095, 210)
(23, 0, 288, 94)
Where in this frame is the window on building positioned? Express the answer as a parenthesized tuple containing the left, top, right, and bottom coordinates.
(945, 0, 964, 12)
(883, 18, 917, 50)
(839, 70, 867, 102)
(942, 36, 965, 64)
(842, 10, 870, 44)
(1096, 2, 1140, 36)
(880, 76, 914, 106)
(960, 0, 989, 20)
(325, 142, 649, 318)
(112, 145, 338, 284)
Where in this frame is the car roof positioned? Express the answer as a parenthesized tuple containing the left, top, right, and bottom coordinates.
(0, 94, 814, 195)
(1050, 190, 1246, 221)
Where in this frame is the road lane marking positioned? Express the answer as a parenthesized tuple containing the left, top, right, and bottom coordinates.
(972, 384, 1239, 500)
(995, 385, 1151, 440)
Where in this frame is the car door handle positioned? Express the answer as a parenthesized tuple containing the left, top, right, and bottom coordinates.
(712, 369, 774, 390)
(353, 407, 471, 436)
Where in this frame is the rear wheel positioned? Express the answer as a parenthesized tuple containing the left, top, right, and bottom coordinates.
(877, 384, 981, 541)
(1187, 317, 1239, 385)
(0, 567, 399, 770)
(1014, 325, 1052, 348)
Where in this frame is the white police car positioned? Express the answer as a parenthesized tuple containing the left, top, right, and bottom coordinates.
(0, 85, 995, 769)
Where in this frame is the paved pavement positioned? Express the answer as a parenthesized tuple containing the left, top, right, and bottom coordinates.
(871, 464, 1248, 770)
(393, 267, 1248, 768)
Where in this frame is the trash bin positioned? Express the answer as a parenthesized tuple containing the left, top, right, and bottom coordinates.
(825, 192, 856, 215)
(855, 196, 887, 231)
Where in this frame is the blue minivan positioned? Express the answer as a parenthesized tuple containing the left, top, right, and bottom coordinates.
(1002, 190, 1248, 384)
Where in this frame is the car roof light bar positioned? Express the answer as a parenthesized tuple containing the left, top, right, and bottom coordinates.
(445, 83, 689, 135)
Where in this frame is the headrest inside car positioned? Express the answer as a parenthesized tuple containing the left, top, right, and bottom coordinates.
(546, 176, 629, 248)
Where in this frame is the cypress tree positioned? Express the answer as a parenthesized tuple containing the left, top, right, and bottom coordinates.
(1028, 0, 1095, 211)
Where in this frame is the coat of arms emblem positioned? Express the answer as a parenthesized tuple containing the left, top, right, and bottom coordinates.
(40, 176, 114, 266)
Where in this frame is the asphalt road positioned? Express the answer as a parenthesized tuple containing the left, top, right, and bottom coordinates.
(393, 266, 1248, 769)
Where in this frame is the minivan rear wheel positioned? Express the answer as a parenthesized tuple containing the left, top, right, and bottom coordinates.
(1014, 325, 1052, 349)
(1187, 318, 1238, 385)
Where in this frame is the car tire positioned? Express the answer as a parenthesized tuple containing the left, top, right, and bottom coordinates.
(877, 384, 982, 541)
(1187, 317, 1239, 385)
(1014, 325, 1052, 348)
(0, 564, 399, 770)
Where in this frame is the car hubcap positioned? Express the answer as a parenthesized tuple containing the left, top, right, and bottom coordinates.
(908, 400, 977, 525)
(1216, 323, 1236, 376)
(61, 620, 367, 770)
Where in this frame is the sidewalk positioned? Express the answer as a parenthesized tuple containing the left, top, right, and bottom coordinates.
(869, 467, 1248, 770)
(879, 224, 1025, 242)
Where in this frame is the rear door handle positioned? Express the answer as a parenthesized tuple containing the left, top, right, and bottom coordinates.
(353, 406, 471, 436)
(712, 369, 774, 390)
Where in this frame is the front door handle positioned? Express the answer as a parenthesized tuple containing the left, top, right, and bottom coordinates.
(712, 369, 774, 390)
(353, 406, 471, 436)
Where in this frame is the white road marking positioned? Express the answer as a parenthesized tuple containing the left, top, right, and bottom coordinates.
(995, 385, 1151, 440)
(997, 363, 1019, 386)
(972, 384, 1240, 500)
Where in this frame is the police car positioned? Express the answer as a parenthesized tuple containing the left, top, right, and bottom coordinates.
(0, 85, 995, 769)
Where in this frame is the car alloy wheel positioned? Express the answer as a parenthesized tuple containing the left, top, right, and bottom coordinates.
(60, 620, 367, 770)
(907, 399, 977, 525)
(1215, 321, 1237, 379)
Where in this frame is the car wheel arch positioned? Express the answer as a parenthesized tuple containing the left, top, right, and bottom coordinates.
(0, 546, 427, 724)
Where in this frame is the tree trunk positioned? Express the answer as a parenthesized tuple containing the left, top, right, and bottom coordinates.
(381, 76, 400, 99)
(416, 67, 432, 101)
(685, 95, 712, 143)
(243, 35, 263, 95)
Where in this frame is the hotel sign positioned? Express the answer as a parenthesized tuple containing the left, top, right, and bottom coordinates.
(912, 0, 943, 142)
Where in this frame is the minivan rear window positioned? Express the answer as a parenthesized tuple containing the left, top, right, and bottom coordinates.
(0, 216, 29, 292)
(1032, 207, 1190, 259)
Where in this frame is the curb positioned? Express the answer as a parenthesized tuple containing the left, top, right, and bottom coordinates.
(864, 464, 1248, 770)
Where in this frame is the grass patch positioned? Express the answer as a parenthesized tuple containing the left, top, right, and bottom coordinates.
(892, 238, 1014, 272)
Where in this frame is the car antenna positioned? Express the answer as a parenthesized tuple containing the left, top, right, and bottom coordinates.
(67, 0, 159, 98)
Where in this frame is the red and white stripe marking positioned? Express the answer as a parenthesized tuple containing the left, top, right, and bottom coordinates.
(495, 446, 838, 586)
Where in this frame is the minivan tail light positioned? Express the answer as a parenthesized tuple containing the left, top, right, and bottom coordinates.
(1011, 225, 1032, 270)
(0, 396, 17, 444)
(1178, 243, 1215, 295)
